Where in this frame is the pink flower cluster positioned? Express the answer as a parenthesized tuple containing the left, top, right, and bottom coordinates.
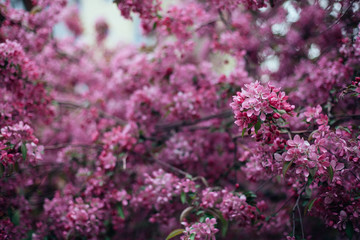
(133, 169, 181, 210)
(200, 188, 261, 224)
(99, 124, 137, 170)
(115, 0, 161, 19)
(0, 122, 43, 167)
(181, 218, 219, 240)
(209, 0, 267, 10)
(0, 40, 53, 126)
(38, 191, 106, 239)
(230, 81, 294, 131)
(219, 191, 258, 224)
(303, 105, 328, 125)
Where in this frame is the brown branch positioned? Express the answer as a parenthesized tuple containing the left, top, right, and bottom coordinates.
(218, 9, 232, 30)
(255, 175, 275, 193)
(231, 129, 312, 139)
(330, 114, 360, 126)
(155, 110, 233, 131)
(56, 101, 127, 124)
(57, 101, 87, 109)
(195, 20, 217, 32)
(150, 156, 192, 177)
(44, 143, 102, 150)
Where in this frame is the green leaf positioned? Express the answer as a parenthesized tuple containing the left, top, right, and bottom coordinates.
(218, 212, 229, 237)
(165, 229, 185, 240)
(11, 210, 20, 226)
(306, 171, 314, 187)
(196, 210, 204, 215)
(21, 143, 27, 161)
(272, 107, 279, 113)
(181, 191, 186, 204)
(243, 191, 257, 206)
(0, 163, 4, 177)
(152, 22, 157, 30)
(242, 128, 246, 137)
(282, 160, 293, 177)
(189, 233, 196, 240)
(22, 230, 35, 240)
(327, 166, 334, 182)
(346, 221, 354, 240)
(117, 204, 125, 219)
(254, 121, 261, 134)
(304, 198, 317, 215)
(14, 161, 19, 172)
(188, 192, 196, 199)
(343, 127, 351, 134)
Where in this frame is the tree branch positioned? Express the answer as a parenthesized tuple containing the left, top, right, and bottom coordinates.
(44, 143, 102, 150)
(155, 110, 232, 131)
(320, 0, 355, 34)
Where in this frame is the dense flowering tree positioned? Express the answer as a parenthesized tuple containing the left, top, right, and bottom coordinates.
(1, 0, 360, 239)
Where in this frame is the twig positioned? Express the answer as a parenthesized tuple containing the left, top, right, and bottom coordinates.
(292, 186, 306, 238)
(57, 100, 127, 124)
(330, 114, 360, 126)
(193, 176, 209, 187)
(271, 196, 293, 217)
(218, 9, 232, 30)
(320, 0, 355, 34)
(231, 129, 312, 139)
(150, 156, 192, 178)
(350, 170, 360, 182)
(297, 204, 305, 240)
(255, 176, 274, 193)
(195, 19, 217, 32)
(57, 101, 88, 109)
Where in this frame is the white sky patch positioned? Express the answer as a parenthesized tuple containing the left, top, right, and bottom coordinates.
(319, 0, 329, 9)
(353, 2, 360, 12)
(272, 22, 289, 36)
(261, 55, 280, 73)
(79, 0, 136, 47)
(330, 2, 342, 18)
(308, 43, 320, 59)
(260, 74, 270, 83)
(283, 1, 300, 23)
